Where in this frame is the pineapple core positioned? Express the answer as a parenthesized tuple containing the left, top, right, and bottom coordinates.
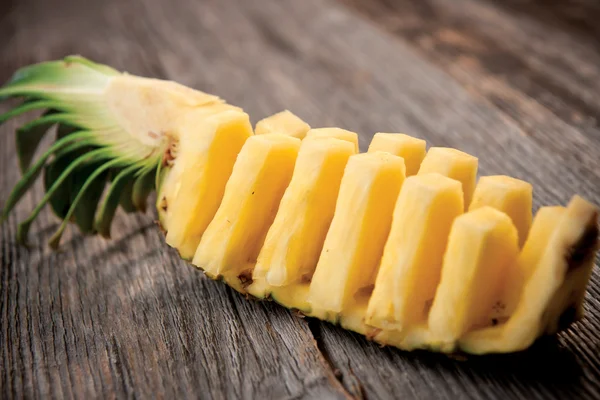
(165, 110, 253, 259)
(428, 207, 519, 346)
(253, 137, 356, 287)
(255, 110, 311, 139)
(309, 151, 406, 320)
(366, 173, 464, 331)
(305, 128, 359, 153)
(368, 133, 427, 176)
(193, 134, 300, 282)
(469, 175, 533, 248)
(418, 147, 478, 209)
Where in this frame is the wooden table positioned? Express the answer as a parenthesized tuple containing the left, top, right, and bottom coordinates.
(2, 0, 600, 398)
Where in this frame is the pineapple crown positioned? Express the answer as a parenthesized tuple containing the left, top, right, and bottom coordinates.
(0, 56, 201, 247)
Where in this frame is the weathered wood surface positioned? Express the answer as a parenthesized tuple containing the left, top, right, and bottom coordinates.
(1, 0, 600, 398)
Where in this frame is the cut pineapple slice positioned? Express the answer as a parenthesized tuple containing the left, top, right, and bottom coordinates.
(460, 196, 599, 354)
(255, 110, 311, 139)
(192, 134, 300, 290)
(368, 133, 426, 176)
(163, 110, 253, 259)
(308, 152, 406, 321)
(366, 173, 464, 331)
(418, 147, 478, 209)
(469, 175, 533, 247)
(305, 128, 359, 152)
(251, 137, 356, 293)
(428, 207, 519, 350)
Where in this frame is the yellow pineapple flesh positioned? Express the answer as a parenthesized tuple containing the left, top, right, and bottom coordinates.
(428, 207, 519, 351)
(255, 110, 311, 139)
(192, 134, 300, 291)
(469, 175, 532, 247)
(366, 173, 464, 331)
(249, 137, 356, 300)
(418, 147, 478, 209)
(308, 152, 406, 321)
(305, 128, 359, 152)
(368, 133, 426, 176)
(460, 196, 599, 354)
(164, 110, 253, 259)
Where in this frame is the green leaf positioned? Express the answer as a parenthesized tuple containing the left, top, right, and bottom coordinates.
(43, 124, 90, 219)
(1, 132, 95, 222)
(119, 179, 136, 213)
(44, 153, 74, 220)
(70, 162, 107, 234)
(63, 55, 120, 77)
(0, 99, 56, 126)
(0, 56, 115, 100)
(16, 111, 80, 173)
(16, 147, 115, 244)
(132, 167, 156, 212)
(94, 164, 139, 238)
(48, 156, 126, 248)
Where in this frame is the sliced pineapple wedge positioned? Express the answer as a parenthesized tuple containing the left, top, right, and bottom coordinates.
(248, 137, 356, 301)
(192, 134, 300, 292)
(418, 147, 478, 209)
(469, 175, 533, 247)
(255, 110, 311, 139)
(368, 133, 426, 176)
(428, 207, 519, 351)
(163, 110, 253, 259)
(305, 128, 359, 152)
(366, 173, 464, 331)
(308, 152, 406, 322)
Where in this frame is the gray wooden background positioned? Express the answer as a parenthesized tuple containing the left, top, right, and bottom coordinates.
(2, 0, 600, 398)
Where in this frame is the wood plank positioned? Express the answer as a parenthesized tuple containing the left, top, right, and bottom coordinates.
(1, 0, 600, 398)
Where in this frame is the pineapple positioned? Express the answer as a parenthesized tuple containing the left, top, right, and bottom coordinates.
(428, 207, 519, 351)
(255, 110, 311, 139)
(305, 128, 359, 152)
(192, 133, 300, 291)
(418, 147, 478, 208)
(365, 173, 464, 331)
(1, 56, 598, 356)
(308, 152, 406, 322)
(367, 133, 426, 176)
(460, 197, 598, 354)
(250, 137, 355, 292)
(163, 110, 253, 259)
(469, 175, 533, 247)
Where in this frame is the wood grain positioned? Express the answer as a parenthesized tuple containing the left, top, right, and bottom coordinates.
(1, 0, 600, 398)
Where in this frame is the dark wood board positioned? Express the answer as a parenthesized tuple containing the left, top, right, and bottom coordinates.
(1, 0, 600, 398)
